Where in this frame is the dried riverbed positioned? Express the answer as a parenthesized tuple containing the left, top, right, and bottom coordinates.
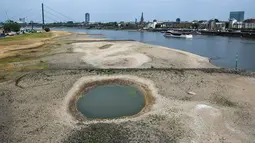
(1, 33, 255, 143)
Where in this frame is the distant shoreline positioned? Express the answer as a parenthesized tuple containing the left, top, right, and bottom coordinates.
(52, 27, 255, 39)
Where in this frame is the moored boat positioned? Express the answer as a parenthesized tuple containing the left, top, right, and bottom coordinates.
(164, 30, 193, 38)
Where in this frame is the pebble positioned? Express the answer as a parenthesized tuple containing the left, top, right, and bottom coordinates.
(187, 91, 196, 95)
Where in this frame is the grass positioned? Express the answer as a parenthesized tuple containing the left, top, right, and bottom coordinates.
(0, 55, 33, 65)
(2, 62, 49, 72)
(0, 32, 52, 42)
(0, 42, 52, 67)
(0, 62, 49, 83)
(19, 62, 49, 71)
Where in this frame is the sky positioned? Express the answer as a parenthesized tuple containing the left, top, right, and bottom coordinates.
(0, 0, 254, 23)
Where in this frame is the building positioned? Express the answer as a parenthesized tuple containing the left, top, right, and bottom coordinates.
(85, 13, 90, 23)
(140, 12, 144, 24)
(233, 22, 244, 29)
(208, 19, 216, 30)
(244, 19, 255, 29)
(244, 23, 255, 29)
(199, 21, 209, 29)
(230, 11, 245, 22)
(215, 22, 226, 30)
(229, 18, 237, 29)
(145, 20, 157, 29)
(138, 12, 145, 28)
(176, 18, 181, 23)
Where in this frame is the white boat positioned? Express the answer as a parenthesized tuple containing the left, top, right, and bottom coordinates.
(164, 30, 193, 38)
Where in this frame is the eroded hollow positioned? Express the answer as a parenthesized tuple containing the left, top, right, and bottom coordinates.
(67, 78, 155, 120)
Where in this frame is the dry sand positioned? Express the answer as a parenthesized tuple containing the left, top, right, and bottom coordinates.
(43, 33, 216, 69)
(1, 69, 255, 143)
(1, 32, 255, 143)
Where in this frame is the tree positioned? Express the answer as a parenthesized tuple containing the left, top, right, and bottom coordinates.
(155, 23, 161, 28)
(192, 23, 199, 29)
(215, 19, 219, 22)
(3, 21, 21, 32)
(67, 21, 74, 24)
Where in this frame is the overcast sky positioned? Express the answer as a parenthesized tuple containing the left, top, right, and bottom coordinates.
(0, 0, 254, 23)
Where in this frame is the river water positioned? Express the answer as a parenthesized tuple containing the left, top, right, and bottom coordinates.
(56, 28, 255, 71)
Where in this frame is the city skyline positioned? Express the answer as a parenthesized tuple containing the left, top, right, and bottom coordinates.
(0, 0, 254, 23)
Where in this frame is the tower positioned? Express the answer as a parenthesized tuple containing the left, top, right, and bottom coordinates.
(140, 12, 144, 24)
(85, 13, 90, 23)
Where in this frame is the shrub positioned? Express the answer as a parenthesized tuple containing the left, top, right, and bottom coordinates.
(44, 27, 50, 32)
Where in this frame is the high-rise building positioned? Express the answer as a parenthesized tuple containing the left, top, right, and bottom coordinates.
(230, 11, 244, 21)
(85, 13, 90, 23)
(176, 18, 181, 23)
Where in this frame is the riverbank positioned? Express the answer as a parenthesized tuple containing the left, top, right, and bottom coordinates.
(59, 27, 255, 39)
(1, 69, 255, 142)
(201, 30, 255, 39)
(54, 28, 255, 71)
(1, 32, 255, 143)
(0, 31, 71, 59)
(46, 32, 216, 69)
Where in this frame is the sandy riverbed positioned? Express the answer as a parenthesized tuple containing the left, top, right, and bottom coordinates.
(1, 32, 255, 143)
(1, 69, 255, 143)
(43, 33, 215, 69)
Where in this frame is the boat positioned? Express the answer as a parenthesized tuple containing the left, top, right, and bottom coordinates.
(164, 30, 193, 38)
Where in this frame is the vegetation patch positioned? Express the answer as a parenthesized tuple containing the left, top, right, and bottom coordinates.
(0, 32, 52, 43)
(19, 63, 49, 71)
(0, 55, 34, 65)
(0, 62, 48, 83)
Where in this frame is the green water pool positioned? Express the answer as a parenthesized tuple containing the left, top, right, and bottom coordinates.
(76, 84, 145, 119)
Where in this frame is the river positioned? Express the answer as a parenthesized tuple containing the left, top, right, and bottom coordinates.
(56, 28, 255, 71)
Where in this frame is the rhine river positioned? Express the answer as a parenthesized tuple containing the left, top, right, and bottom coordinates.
(56, 28, 255, 71)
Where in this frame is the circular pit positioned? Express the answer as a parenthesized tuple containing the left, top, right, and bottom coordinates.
(67, 77, 155, 121)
